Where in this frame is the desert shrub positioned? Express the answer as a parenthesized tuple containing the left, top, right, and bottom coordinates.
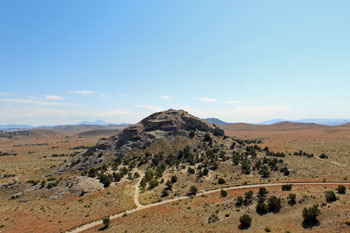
(325, 191, 336, 203)
(113, 172, 122, 182)
(239, 214, 252, 229)
(148, 179, 159, 189)
(102, 217, 110, 229)
(202, 168, 209, 176)
(288, 193, 296, 205)
(88, 168, 97, 178)
(189, 130, 195, 138)
(204, 133, 212, 142)
(280, 167, 290, 176)
(236, 196, 243, 206)
(218, 178, 226, 184)
(210, 162, 219, 170)
(144, 169, 154, 182)
(171, 175, 177, 183)
(319, 153, 328, 159)
(259, 166, 270, 178)
(232, 153, 240, 165)
(244, 191, 254, 205)
(99, 174, 112, 188)
(258, 187, 269, 197)
(133, 172, 140, 179)
(165, 180, 172, 190)
(100, 164, 108, 172)
(338, 185, 346, 194)
(241, 160, 251, 174)
(221, 189, 227, 197)
(256, 201, 268, 215)
(188, 167, 195, 174)
(302, 205, 320, 228)
(189, 185, 198, 196)
(282, 184, 293, 191)
(161, 189, 169, 197)
(268, 195, 282, 213)
(265, 226, 271, 232)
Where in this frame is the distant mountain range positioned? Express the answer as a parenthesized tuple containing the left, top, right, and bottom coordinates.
(77, 120, 128, 126)
(0, 121, 130, 131)
(257, 118, 350, 126)
(204, 118, 229, 125)
(205, 117, 350, 126)
(0, 124, 33, 130)
(2, 117, 350, 131)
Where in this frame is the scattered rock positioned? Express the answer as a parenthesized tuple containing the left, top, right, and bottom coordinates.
(65, 176, 103, 195)
(11, 192, 23, 200)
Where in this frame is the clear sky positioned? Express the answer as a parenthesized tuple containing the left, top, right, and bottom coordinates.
(1, 0, 350, 125)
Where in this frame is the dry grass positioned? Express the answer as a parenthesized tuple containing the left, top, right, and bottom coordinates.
(85, 185, 350, 233)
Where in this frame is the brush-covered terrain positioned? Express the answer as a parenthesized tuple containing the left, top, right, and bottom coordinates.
(1, 110, 350, 233)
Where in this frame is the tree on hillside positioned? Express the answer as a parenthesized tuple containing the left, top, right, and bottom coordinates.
(338, 185, 346, 194)
(236, 196, 243, 207)
(188, 185, 198, 196)
(325, 191, 336, 203)
(302, 205, 320, 228)
(239, 214, 252, 229)
(258, 187, 269, 197)
(267, 195, 282, 213)
(288, 193, 297, 205)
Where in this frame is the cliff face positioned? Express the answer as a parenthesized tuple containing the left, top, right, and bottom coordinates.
(65, 109, 225, 170)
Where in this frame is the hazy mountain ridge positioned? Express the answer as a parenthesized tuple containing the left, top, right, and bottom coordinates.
(258, 118, 350, 126)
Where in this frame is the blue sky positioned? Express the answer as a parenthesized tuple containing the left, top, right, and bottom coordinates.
(1, 0, 350, 125)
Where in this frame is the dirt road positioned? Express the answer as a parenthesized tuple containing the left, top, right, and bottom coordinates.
(66, 172, 350, 233)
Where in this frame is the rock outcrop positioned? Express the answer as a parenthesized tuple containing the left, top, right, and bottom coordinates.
(66, 109, 225, 170)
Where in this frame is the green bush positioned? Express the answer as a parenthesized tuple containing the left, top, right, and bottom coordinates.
(325, 191, 336, 203)
(99, 174, 113, 188)
(220, 189, 227, 197)
(239, 214, 252, 229)
(258, 187, 269, 197)
(256, 201, 268, 215)
(218, 178, 226, 184)
(88, 168, 97, 178)
(161, 189, 169, 197)
(267, 195, 282, 213)
(288, 193, 296, 205)
(236, 196, 243, 206)
(244, 191, 254, 205)
(338, 185, 346, 194)
(188, 167, 195, 174)
(282, 184, 293, 191)
(189, 185, 198, 196)
(148, 179, 159, 189)
(302, 205, 320, 228)
(171, 175, 177, 183)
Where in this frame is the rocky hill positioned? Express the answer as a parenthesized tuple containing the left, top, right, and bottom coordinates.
(65, 109, 225, 170)
(0, 130, 33, 138)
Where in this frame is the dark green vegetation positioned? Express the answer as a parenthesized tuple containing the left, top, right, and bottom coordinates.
(78, 128, 297, 197)
(325, 191, 337, 203)
(337, 185, 346, 194)
(239, 214, 252, 229)
(302, 205, 320, 228)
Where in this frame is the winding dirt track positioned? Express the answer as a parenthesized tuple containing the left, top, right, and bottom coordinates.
(66, 173, 350, 233)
